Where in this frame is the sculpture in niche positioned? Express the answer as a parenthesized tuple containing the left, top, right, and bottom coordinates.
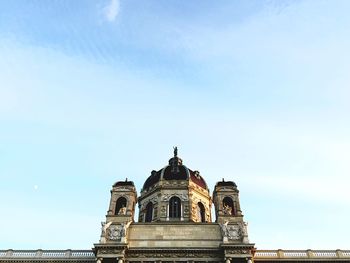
(223, 204, 232, 215)
(223, 196, 234, 215)
(118, 205, 127, 215)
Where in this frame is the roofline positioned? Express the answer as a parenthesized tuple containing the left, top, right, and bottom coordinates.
(1, 249, 349, 261)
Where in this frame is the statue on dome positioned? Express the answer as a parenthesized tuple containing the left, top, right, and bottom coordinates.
(174, 146, 178, 157)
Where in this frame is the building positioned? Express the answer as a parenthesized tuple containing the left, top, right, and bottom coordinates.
(1, 149, 349, 263)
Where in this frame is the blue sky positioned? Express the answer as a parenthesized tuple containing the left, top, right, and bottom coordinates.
(1, 0, 350, 250)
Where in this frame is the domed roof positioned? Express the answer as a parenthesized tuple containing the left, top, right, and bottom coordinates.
(113, 179, 135, 187)
(142, 147, 208, 191)
(215, 179, 237, 188)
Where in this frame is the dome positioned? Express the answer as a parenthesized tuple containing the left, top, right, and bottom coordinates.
(113, 179, 135, 187)
(142, 147, 208, 191)
(215, 179, 237, 188)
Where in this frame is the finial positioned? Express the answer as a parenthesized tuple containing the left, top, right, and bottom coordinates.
(173, 146, 178, 157)
(222, 178, 225, 182)
(125, 178, 128, 182)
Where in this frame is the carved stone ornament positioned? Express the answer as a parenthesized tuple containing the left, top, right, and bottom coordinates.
(161, 193, 188, 201)
(115, 186, 133, 191)
(99, 248, 124, 255)
(220, 222, 242, 240)
(106, 221, 132, 241)
(107, 225, 123, 241)
(225, 249, 250, 255)
(141, 196, 158, 209)
(127, 250, 221, 259)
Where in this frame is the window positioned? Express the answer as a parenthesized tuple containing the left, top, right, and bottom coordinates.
(145, 202, 153, 222)
(223, 197, 235, 215)
(197, 202, 206, 222)
(115, 197, 127, 215)
(169, 196, 181, 218)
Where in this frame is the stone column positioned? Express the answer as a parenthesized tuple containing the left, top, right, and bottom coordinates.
(166, 203, 169, 221)
(180, 203, 184, 221)
(225, 258, 231, 263)
(97, 258, 103, 263)
(118, 258, 123, 263)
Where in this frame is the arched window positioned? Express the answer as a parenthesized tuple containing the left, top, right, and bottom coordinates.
(197, 202, 206, 222)
(223, 197, 235, 215)
(145, 202, 153, 222)
(115, 197, 127, 215)
(169, 196, 181, 219)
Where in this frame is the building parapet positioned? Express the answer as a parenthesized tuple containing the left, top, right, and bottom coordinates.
(255, 249, 350, 260)
(1, 249, 350, 261)
(0, 250, 95, 260)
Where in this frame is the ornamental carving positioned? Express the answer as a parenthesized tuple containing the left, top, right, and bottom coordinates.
(225, 249, 250, 255)
(220, 222, 242, 240)
(99, 248, 124, 254)
(141, 195, 158, 209)
(100, 221, 132, 242)
(107, 225, 123, 241)
(127, 250, 221, 258)
(115, 186, 134, 191)
(161, 193, 188, 201)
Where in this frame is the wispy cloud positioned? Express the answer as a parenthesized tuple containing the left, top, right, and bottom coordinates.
(103, 0, 120, 22)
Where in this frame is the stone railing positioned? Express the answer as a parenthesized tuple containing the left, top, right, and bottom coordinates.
(0, 250, 95, 260)
(1, 249, 350, 261)
(254, 249, 350, 260)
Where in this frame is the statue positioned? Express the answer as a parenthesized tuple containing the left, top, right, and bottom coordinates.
(223, 204, 232, 215)
(100, 221, 112, 243)
(120, 221, 132, 237)
(239, 221, 249, 243)
(220, 221, 230, 237)
(118, 205, 127, 215)
(173, 146, 178, 157)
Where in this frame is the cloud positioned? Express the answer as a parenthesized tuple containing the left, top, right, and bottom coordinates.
(103, 0, 120, 22)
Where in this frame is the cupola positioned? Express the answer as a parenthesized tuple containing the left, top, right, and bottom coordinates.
(138, 147, 212, 223)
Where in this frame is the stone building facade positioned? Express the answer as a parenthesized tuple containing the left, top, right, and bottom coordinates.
(1, 149, 349, 263)
(94, 148, 254, 263)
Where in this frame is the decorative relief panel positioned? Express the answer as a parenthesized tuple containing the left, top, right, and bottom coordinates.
(126, 250, 222, 259)
(161, 193, 188, 201)
(100, 221, 132, 242)
(219, 222, 248, 241)
(140, 195, 158, 210)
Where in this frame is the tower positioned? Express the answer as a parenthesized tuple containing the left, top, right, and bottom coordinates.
(213, 179, 250, 251)
(106, 179, 137, 224)
(94, 180, 137, 263)
(213, 179, 243, 224)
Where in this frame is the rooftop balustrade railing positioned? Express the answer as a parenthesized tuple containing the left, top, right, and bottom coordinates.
(254, 249, 350, 259)
(1, 249, 350, 260)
